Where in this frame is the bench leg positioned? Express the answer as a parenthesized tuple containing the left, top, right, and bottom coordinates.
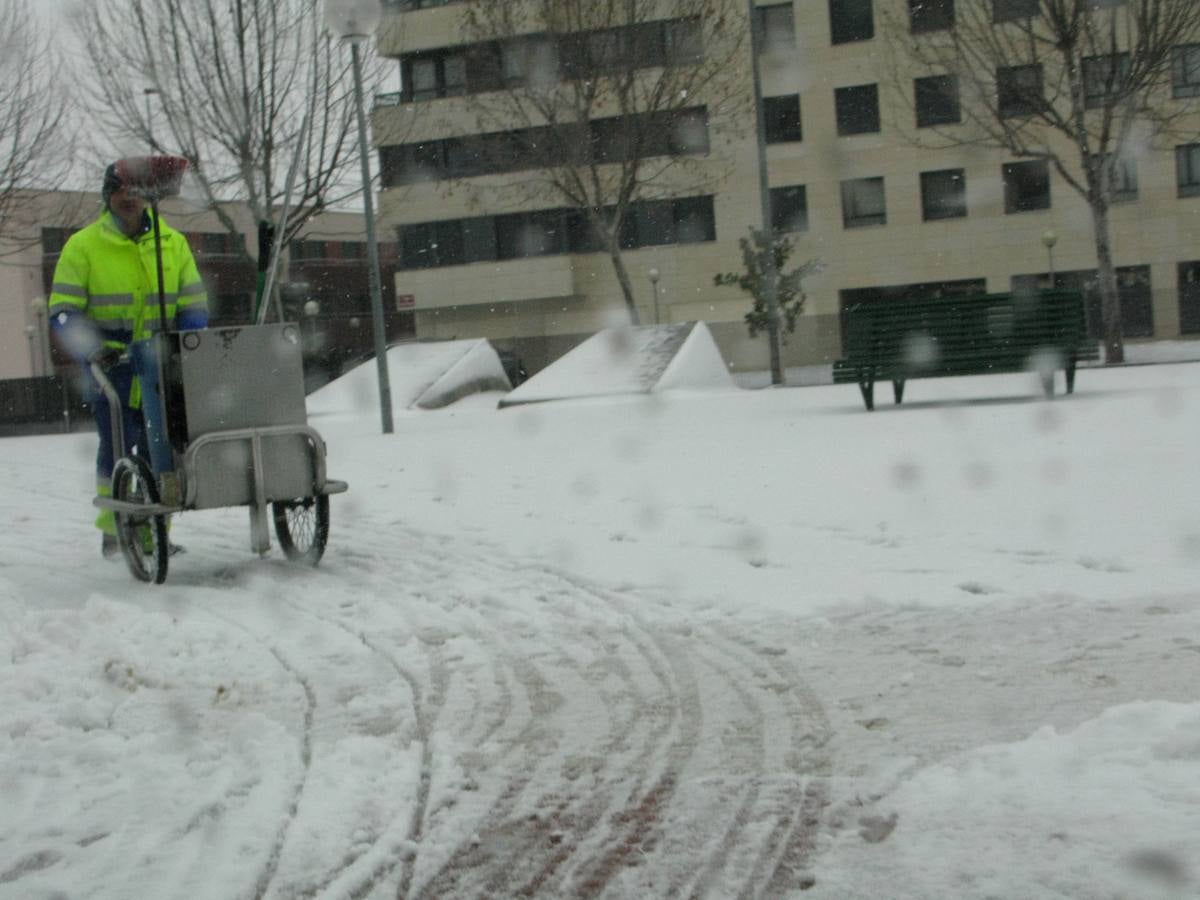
(858, 379, 875, 411)
(892, 380, 905, 405)
(1065, 358, 1077, 394)
(1040, 370, 1055, 398)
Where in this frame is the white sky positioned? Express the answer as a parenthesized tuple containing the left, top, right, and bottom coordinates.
(2, 340, 1199, 898)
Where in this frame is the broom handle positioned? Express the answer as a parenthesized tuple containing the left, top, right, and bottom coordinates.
(152, 200, 169, 336)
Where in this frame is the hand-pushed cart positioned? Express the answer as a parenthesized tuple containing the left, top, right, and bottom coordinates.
(93, 322, 348, 584)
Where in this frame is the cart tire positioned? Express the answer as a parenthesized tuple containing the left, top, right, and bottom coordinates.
(272, 495, 329, 565)
(112, 456, 169, 585)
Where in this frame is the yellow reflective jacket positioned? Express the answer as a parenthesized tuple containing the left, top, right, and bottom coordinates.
(48, 209, 208, 357)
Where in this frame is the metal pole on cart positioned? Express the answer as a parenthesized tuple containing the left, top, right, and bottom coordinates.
(257, 112, 310, 326)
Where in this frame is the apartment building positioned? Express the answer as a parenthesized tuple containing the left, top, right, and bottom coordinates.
(373, 0, 1200, 375)
(1, 191, 411, 383)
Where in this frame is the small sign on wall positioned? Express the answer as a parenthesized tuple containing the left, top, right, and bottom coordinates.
(396, 293, 415, 310)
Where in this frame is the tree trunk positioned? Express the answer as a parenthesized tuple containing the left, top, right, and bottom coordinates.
(1088, 200, 1125, 365)
(608, 241, 642, 326)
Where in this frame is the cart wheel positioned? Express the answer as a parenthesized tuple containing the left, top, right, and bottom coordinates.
(112, 456, 169, 585)
(272, 495, 329, 565)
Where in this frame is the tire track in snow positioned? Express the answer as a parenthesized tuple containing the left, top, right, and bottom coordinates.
(188, 522, 834, 898)
(200, 608, 317, 900)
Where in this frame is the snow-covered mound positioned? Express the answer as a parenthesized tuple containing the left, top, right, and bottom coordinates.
(307, 339, 512, 416)
(499, 321, 734, 408)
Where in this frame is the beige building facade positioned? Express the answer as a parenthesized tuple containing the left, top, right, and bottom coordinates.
(373, 0, 1200, 375)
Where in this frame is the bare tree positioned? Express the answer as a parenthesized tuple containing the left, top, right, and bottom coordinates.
(0, 0, 76, 255)
(68, 0, 398, 284)
(883, 0, 1200, 363)
(451, 0, 748, 324)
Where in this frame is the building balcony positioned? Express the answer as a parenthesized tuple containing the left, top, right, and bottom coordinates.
(392, 254, 578, 310)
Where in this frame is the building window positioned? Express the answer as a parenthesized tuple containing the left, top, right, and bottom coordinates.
(835, 83, 880, 135)
(763, 95, 802, 143)
(997, 64, 1044, 118)
(920, 169, 966, 220)
(1178, 144, 1200, 197)
(756, 4, 796, 54)
(910, 0, 953, 33)
(41, 227, 74, 254)
(993, 0, 1038, 22)
(1083, 53, 1130, 109)
(664, 18, 704, 65)
(829, 0, 874, 44)
(770, 185, 809, 233)
(401, 49, 469, 101)
(915, 75, 960, 127)
(384, 0, 463, 9)
(1117, 265, 1154, 338)
(1003, 159, 1051, 212)
(841, 176, 886, 227)
(1174, 45, 1200, 99)
(398, 197, 716, 270)
(1092, 153, 1138, 202)
(1179, 261, 1200, 334)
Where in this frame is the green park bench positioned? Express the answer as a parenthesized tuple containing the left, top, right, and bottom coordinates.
(832, 290, 1100, 410)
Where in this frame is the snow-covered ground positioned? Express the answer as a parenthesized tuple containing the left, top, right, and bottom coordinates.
(2, 359, 1199, 899)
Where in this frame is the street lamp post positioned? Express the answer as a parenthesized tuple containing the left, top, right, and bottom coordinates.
(325, 0, 394, 434)
(25, 325, 36, 376)
(647, 267, 662, 325)
(143, 87, 159, 152)
(1041, 229, 1058, 285)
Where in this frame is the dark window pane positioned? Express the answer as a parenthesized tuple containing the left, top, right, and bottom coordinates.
(841, 176, 886, 227)
(443, 54, 468, 95)
(997, 64, 1044, 117)
(433, 220, 464, 266)
(461, 217, 497, 263)
(1082, 53, 1130, 109)
(411, 58, 438, 100)
(915, 75, 960, 127)
(830, 0, 874, 44)
(763, 95, 802, 143)
(910, 0, 954, 32)
(667, 108, 711, 155)
(587, 28, 630, 71)
(631, 22, 665, 68)
(1179, 260, 1200, 333)
(665, 18, 704, 65)
(1173, 44, 1200, 99)
(41, 227, 71, 254)
(1117, 265, 1153, 337)
(400, 223, 438, 269)
(592, 119, 635, 163)
(770, 185, 808, 233)
(993, 0, 1038, 22)
(1003, 159, 1051, 212)
(757, 5, 796, 54)
(835, 83, 880, 135)
(567, 210, 605, 253)
(636, 200, 677, 247)
(920, 169, 967, 220)
(674, 196, 716, 243)
(1178, 144, 1200, 197)
(466, 43, 503, 93)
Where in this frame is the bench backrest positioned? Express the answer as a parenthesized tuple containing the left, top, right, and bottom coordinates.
(840, 290, 1094, 374)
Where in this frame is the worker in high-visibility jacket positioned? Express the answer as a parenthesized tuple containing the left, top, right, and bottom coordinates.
(48, 162, 209, 558)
